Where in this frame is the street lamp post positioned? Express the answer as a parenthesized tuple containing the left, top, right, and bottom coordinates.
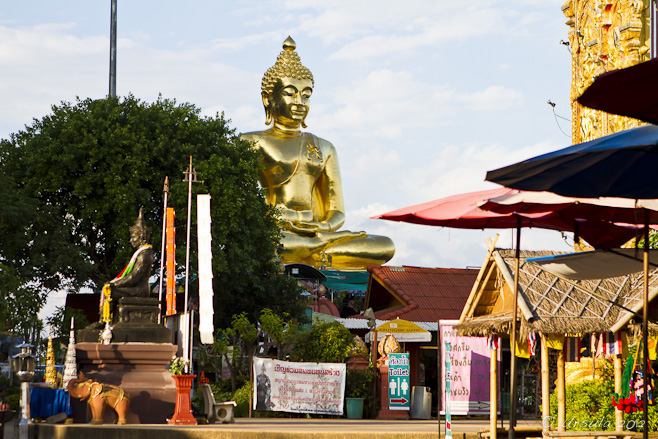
(364, 308, 377, 419)
(11, 343, 36, 425)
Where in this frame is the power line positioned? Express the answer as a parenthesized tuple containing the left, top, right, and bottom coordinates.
(547, 100, 571, 138)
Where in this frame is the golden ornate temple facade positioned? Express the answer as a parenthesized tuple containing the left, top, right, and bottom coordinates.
(562, 0, 651, 143)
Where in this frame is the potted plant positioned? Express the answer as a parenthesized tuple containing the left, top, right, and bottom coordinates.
(168, 356, 197, 425)
(345, 367, 373, 419)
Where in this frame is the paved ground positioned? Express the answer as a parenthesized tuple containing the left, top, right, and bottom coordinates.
(4, 417, 545, 439)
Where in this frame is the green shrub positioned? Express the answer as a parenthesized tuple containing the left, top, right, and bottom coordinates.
(291, 321, 353, 363)
(5, 393, 19, 410)
(549, 362, 658, 432)
(233, 380, 251, 418)
(345, 367, 375, 419)
(549, 378, 616, 430)
(346, 367, 373, 399)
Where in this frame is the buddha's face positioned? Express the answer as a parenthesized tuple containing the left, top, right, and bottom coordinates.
(268, 77, 313, 128)
(130, 230, 143, 248)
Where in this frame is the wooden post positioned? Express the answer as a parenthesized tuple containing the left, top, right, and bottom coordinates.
(249, 355, 253, 418)
(614, 354, 623, 432)
(490, 343, 498, 439)
(556, 348, 565, 432)
(642, 212, 649, 439)
(541, 334, 550, 435)
(508, 223, 522, 439)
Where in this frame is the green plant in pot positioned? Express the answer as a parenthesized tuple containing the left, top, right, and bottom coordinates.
(169, 356, 190, 375)
(345, 368, 373, 399)
(345, 367, 374, 419)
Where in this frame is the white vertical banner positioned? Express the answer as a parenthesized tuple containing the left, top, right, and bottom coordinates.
(197, 194, 214, 344)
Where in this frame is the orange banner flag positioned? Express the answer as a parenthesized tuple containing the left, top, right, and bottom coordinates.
(166, 207, 177, 316)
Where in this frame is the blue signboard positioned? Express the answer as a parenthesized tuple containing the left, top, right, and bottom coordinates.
(388, 353, 410, 410)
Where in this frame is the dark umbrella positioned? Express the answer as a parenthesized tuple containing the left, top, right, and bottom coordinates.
(486, 129, 658, 438)
(486, 125, 658, 199)
(577, 58, 658, 126)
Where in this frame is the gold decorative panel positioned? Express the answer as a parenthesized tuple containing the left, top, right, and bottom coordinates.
(562, 0, 651, 143)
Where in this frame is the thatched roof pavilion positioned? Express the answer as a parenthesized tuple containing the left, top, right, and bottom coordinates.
(456, 248, 658, 338)
(455, 241, 658, 438)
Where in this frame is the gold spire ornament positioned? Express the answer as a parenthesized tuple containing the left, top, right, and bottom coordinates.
(45, 335, 57, 388)
(241, 37, 395, 270)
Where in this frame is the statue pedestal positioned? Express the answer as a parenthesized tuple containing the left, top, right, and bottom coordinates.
(73, 342, 177, 424)
(377, 365, 409, 420)
(77, 297, 171, 343)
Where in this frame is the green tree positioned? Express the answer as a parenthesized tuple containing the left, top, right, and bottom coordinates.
(45, 306, 90, 361)
(0, 95, 304, 330)
(202, 312, 258, 392)
(0, 170, 56, 339)
(291, 321, 354, 363)
(259, 308, 300, 360)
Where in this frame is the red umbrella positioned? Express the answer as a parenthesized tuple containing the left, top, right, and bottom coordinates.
(373, 187, 640, 435)
(373, 187, 639, 249)
(577, 58, 658, 126)
(478, 191, 658, 243)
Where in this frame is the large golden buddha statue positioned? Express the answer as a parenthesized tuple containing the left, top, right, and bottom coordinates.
(241, 37, 394, 270)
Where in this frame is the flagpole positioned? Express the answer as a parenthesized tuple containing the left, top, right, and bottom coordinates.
(508, 220, 521, 439)
(109, 0, 117, 97)
(183, 156, 203, 373)
(157, 177, 169, 324)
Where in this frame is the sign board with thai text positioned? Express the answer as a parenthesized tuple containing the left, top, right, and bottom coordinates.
(439, 320, 498, 415)
(388, 353, 410, 410)
(375, 319, 431, 342)
(252, 357, 346, 415)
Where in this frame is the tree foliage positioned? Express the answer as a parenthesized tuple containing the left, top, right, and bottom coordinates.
(0, 95, 304, 330)
(202, 312, 258, 392)
(259, 308, 300, 360)
(549, 358, 658, 432)
(291, 321, 354, 363)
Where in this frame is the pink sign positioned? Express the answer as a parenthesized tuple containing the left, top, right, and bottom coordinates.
(440, 320, 497, 415)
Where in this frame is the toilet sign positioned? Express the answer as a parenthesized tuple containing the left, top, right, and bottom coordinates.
(388, 353, 410, 410)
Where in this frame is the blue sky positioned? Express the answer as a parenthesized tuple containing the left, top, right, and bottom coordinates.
(1, 0, 577, 280)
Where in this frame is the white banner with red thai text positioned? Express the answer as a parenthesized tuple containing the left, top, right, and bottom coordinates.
(253, 357, 346, 415)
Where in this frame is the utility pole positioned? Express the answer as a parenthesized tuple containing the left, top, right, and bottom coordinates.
(109, 0, 117, 97)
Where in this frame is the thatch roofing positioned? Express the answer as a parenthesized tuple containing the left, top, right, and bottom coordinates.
(456, 247, 658, 338)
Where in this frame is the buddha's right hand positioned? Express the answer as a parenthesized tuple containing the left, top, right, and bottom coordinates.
(279, 209, 318, 232)
(283, 219, 330, 235)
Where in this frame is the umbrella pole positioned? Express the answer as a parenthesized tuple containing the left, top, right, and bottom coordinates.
(508, 221, 521, 439)
(642, 210, 649, 439)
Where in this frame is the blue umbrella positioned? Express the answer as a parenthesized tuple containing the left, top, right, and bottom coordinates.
(487, 125, 658, 438)
(486, 125, 658, 199)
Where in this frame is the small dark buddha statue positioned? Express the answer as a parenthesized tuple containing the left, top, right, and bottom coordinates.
(99, 208, 154, 324)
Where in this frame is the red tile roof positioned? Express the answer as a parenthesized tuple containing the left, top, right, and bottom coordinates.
(364, 265, 479, 322)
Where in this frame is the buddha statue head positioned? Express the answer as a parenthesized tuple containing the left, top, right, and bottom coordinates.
(261, 37, 314, 129)
(129, 208, 151, 248)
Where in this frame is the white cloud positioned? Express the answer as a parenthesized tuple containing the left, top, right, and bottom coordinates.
(1, 0, 574, 278)
(208, 31, 289, 53)
(313, 69, 455, 141)
(458, 86, 524, 111)
(291, 1, 511, 52)
(0, 24, 108, 136)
